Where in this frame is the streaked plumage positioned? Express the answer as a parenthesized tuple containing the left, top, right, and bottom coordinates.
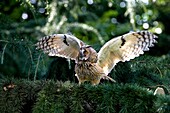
(36, 31, 158, 85)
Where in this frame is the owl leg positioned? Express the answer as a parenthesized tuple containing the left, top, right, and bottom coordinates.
(78, 80, 85, 85)
(90, 79, 101, 85)
(75, 74, 85, 85)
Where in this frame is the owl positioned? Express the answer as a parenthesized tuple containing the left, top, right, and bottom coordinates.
(36, 31, 158, 85)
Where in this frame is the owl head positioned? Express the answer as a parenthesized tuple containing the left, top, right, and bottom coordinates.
(78, 45, 98, 63)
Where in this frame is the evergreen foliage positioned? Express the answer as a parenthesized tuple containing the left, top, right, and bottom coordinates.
(0, 0, 170, 112)
(0, 79, 170, 113)
(0, 78, 44, 113)
(112, 55, 170, 86)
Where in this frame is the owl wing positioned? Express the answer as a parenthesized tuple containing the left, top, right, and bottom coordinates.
(97, 31, 158, 75)
(36, 34, 84, 60)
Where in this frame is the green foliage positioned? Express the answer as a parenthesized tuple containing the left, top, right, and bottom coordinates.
(0, 0, 170, 112)
(0, 0, 169, 82)
(1, 79, 170, 113)
(0, 78, 44, 113)
(112, 55, 170, 86)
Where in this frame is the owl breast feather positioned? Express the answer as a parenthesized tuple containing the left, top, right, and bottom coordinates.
(75, 61, 104, 81)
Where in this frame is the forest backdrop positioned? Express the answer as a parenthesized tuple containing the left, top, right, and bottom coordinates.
(0, 0, 170, 113)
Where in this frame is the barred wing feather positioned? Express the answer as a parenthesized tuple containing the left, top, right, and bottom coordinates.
(97, 31, 158, 75)
(36, 34, 84, 60)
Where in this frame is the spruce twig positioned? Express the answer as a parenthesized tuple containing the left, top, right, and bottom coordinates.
(1, 43, 8, 64)
(34, 53, 42, 81)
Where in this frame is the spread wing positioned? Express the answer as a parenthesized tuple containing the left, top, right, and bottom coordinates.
(97, 31, 158, 75)
(36, 34, 84, 60)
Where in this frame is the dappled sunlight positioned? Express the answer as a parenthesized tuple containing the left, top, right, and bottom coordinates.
(0, 0, 170, 112)
(68, 23, 105, 44)
(0, 0, 170, 113)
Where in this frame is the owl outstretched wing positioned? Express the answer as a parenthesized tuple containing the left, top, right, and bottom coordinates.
(97, 31, 158, 75)
(36, 34, 84, 60)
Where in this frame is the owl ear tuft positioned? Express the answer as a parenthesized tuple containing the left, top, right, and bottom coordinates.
(85, 45, 92, 48)
(80, 41, 84, 47)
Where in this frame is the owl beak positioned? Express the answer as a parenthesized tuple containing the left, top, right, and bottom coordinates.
(79, 50, 84, 59)
(79, 49, 87, 61)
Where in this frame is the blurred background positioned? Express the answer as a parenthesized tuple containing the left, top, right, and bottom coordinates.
(0, 0, 169, 88)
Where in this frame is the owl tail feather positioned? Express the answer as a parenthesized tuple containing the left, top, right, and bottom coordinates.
(103, 75, 116, 83)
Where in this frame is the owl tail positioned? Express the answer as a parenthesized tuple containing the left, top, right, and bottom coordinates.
(103, 75, 116, 83)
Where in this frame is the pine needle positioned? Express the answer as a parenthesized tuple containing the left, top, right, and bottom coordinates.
(1, 43, 8, 64)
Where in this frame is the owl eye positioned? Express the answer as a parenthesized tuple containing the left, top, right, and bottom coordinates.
(83, 50, 88, 55)
(79, 48, 90, 60)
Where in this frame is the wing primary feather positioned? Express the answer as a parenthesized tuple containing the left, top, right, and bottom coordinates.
(97, 31, 158, 75)
(36, 34, 82, 60)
